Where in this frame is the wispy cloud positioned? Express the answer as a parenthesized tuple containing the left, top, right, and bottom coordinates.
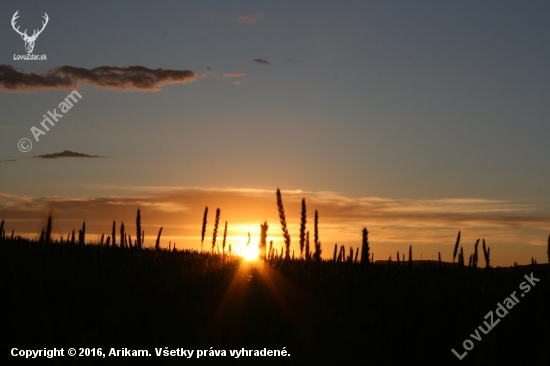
(223, 72, 246, 77)
(0, 64, 196, 92)
(253, 59, 270, 65)
(0, 159, 16, 163)
(198, 67, 219, 78)
(198, 69, 245, 81)
(198, 11, 264, 24)
(236, 13, 264, 24)
(32, 150, 106, 159)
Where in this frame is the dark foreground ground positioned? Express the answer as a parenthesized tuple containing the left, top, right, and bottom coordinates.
(1, 238, 549, 365)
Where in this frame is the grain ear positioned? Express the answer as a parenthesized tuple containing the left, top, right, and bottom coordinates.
(276, 189, 291, 260)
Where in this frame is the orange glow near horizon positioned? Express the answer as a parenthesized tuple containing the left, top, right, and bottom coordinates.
(3, 191, 548, 267)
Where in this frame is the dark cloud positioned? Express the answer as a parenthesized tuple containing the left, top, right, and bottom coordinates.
(253, 59, 270, 65)
(0, 64, 196, 92)
(0, 159, 16, 163)
(32, 150, 106, 159)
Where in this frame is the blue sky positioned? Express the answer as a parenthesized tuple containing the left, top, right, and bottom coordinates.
(1, 1, 549, 265)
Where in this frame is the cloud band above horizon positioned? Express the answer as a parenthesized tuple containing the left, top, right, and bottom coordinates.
(0, 64, 196, 91)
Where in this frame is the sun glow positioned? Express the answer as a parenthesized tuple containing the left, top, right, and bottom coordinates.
(229, 224, 262, 261)
(242, 244, 259, 261)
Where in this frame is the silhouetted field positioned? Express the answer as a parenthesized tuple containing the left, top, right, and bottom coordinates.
(1, 237, 549, 365)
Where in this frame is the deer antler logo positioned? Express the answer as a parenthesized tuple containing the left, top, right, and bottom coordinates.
(11, 10, 49, 54)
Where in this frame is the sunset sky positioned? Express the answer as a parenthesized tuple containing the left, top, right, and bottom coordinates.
(1, 1, 549, 266)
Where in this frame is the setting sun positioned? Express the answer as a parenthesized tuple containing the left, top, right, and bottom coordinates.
(242, 244, 259, 261)
(229, 224, 263, 261)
